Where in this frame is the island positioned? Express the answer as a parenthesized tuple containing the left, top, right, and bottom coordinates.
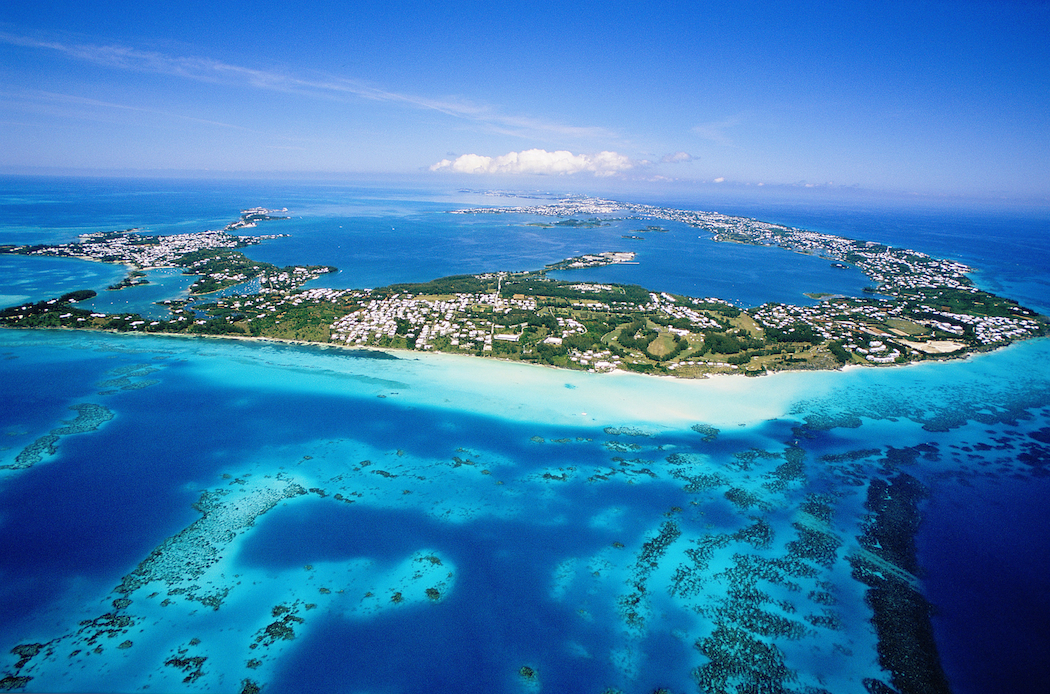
(1, 198, 1046, 377)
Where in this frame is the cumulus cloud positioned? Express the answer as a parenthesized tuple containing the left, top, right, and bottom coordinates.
(661, 151, 695, 164)
(430, 149, 635, 177)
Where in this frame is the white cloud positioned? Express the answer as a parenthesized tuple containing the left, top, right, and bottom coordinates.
(713, 177, 725, 183)
(430, 149, 635, 177)
(661, 151, 695, 163)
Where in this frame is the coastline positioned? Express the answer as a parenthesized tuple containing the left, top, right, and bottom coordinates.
(25, 321, 1044, 439)
(0, 319, 1030, 383)
(0, 325, 806, 428)
(4, 196, 1047, 381)
(2, 319, 1029, 382)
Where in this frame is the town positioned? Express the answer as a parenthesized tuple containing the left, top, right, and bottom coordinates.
(1, 199, 1045, 377)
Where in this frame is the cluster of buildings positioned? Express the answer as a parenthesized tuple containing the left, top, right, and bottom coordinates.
(752, 302, 841, 339)
(328, 291, 540, 351)
(556, 289, 729, 334)
(540, 316, 587, 345)
(452, 196, 623, 217)
(623, 203, 793, 240)
(216, 286, 354, 322)
(224, 207, 289, 231)
(566, 282, 616, 295)
(567, 348, 621, 372)
(252, 266, 334, 293)
(854, 340, 902, 363)
(656, 294, 728, 330)
(554, 251, 636, 269)
(667, 360, 739, 371)
(681, 212, 978, 305)
(10, 209, 291, 296)
(920, 307, 1043, 345)
(750, 286, 1044, 352)
(18, 229, 258, 269)
(839, 244, 973, 296)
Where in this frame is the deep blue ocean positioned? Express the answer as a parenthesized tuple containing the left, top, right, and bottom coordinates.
(1, 176, 1048, 693)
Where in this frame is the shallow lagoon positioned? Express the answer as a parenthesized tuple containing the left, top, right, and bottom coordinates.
(1, 329, 1049, 693)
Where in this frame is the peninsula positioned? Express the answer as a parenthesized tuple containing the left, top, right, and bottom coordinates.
(1, 198, 1045, 377)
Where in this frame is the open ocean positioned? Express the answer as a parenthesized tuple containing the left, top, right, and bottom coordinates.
(1, 176, 1048, 693)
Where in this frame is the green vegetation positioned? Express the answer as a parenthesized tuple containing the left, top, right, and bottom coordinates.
(827, 341, 851, 364)
(525, 218, 607, 229)
(374, 274, 494, 297)
(883, 318, 929, 336)
(764, 323, 822, 345)
(175, 249, 273, 293)
(0, 298, 92, 327)
(908, 287, 1030, 318)
(502, 278, 651, 305)
(108, 270, 149, 291)
(59, 290, 97, 303)
(242, 302, 344, 342)
(3, 202, 1047, 379)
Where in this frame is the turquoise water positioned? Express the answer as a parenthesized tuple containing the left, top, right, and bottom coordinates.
(0, 255, 128, 308)
(1, 178, 1048, 693)
(77, 268, 197, 319)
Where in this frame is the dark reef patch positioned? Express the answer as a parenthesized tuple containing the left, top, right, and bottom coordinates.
(851, 474, 950, 694)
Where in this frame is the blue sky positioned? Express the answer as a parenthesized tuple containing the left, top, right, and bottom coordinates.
(1, 0, 1048, 199)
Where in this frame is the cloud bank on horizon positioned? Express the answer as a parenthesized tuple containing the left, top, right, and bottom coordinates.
(430, 149, 637, 177)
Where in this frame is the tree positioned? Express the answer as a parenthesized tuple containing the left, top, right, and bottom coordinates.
(702, 332, 743, 354)
(827, 341, 850, 364)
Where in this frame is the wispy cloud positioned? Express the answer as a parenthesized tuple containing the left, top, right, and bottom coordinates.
(2, 88, 254, 131)
(661, 151, 695, 163)
(692, 117, 740, 146)
(0, 31, 616, 143)
(430, 149, 636, 177)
